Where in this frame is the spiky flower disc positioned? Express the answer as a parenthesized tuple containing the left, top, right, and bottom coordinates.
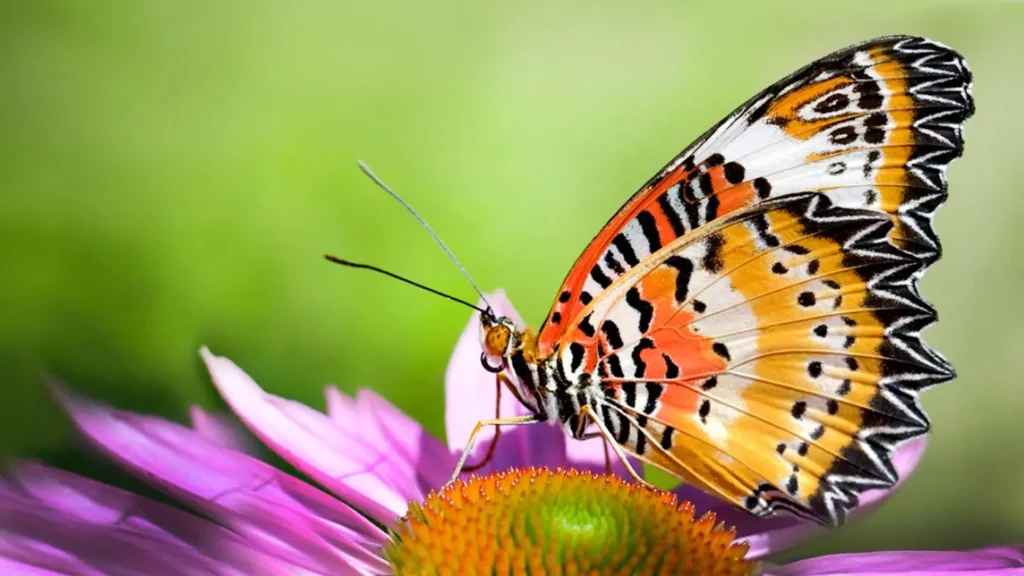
(386, 467, 754, 575)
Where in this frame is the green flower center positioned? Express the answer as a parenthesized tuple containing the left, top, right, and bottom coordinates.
(386, 467, 755, 575)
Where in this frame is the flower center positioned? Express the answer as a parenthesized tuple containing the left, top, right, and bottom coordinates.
(386, 467, 755, 575)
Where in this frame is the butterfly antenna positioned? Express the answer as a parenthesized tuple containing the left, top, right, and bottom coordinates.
(355, 160, 493, 312)
(324, 255, 490, 316)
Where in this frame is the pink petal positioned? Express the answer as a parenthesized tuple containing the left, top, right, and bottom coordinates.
(325, 385, 364, 431)
(672, 435, 930, 560)
(357, 389, 455, 490)
(189, 405, 254, 453)
(1, 463, 292, 575)
(51, 382, 388, 574)
(444, 290, 569, 475)
(0, 557, 85, 576)
(202, 347, 419, 522)
(767, 545, 1024, 575)
(325, 384, 453, 492)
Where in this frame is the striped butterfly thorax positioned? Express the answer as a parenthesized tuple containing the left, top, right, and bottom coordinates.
(484, 35, 973, 527)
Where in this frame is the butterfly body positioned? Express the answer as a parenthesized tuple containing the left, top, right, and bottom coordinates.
(473, 35, 972, 527)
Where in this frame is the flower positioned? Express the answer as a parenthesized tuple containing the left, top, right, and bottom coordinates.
(765, 546, 1024, 575)
(2, 290, 1015, 574)
(387, 467, 756, 575)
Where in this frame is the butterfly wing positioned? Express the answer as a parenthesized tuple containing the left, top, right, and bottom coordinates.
(556, 193, 949, 526)
(537, 35, 973, 357)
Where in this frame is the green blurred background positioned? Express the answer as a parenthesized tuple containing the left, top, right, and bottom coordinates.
(2, 0, 1022, 563)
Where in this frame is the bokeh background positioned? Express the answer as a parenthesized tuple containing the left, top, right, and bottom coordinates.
(2, 0, 1022, 563)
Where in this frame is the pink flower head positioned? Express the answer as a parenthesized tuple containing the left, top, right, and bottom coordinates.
(2, 291, 1017, 574)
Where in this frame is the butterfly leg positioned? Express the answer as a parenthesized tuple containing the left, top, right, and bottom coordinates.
(446, 413, 543, 485)
(578, 431, 615, 475)
(464, 372, 505, 473)
(577, 405, 652, 488)
(464, 372, 540, 473)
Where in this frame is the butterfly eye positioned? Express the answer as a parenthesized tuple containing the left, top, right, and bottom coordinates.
(483, 323, 512, 357)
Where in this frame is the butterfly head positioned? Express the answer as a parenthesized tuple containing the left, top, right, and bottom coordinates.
(481, 306, 545, 373)
(479, 309, 519, 371)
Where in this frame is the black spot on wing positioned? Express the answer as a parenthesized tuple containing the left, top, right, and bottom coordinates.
(601, 320, 624, 350)
(786, 475, 799, 496)
(621, 382, 638, 408)
(590, 265, 612, 289)
(712, 342, 731, 362)
(683, 198, 702, 230)
(814, 92, 849, 114)
(625, 287, 654, 333)
(578, 313, 596, 338)
(854, 80, 882, 110)
(643, 382, 663, 414)
(660, 426, 675, 449)
(665, 256, 694, 303)
(704, 194, 720, 225)
(829, 125, 858, 146)
(864, 150, 881, 178)
(634, 416, 648, 455)
(631, 338, 655, 378)
(697, 173, 714, 200)
(637, 210, 662, 253)
(658, 189, 686, 237)
(612, 233, 640, 267)
(569, 342, 585, 373)
(863, 112, 887, 145)
(753, 177, 772, 199)
(723, 162, 745, 185)
(603, 251, 625, 275)
(606, 354, 624, 378)
(702, 233, 725, 273)
(808, 361, 822, 378)
(798, 292, 817, 307)
(662, 354, 679, 379)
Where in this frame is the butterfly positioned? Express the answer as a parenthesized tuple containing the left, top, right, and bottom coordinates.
(449, 35, 974, 527)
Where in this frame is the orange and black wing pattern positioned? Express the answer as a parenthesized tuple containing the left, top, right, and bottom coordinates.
(553, 194, 951, 526)
(537, 36, 973, 357)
